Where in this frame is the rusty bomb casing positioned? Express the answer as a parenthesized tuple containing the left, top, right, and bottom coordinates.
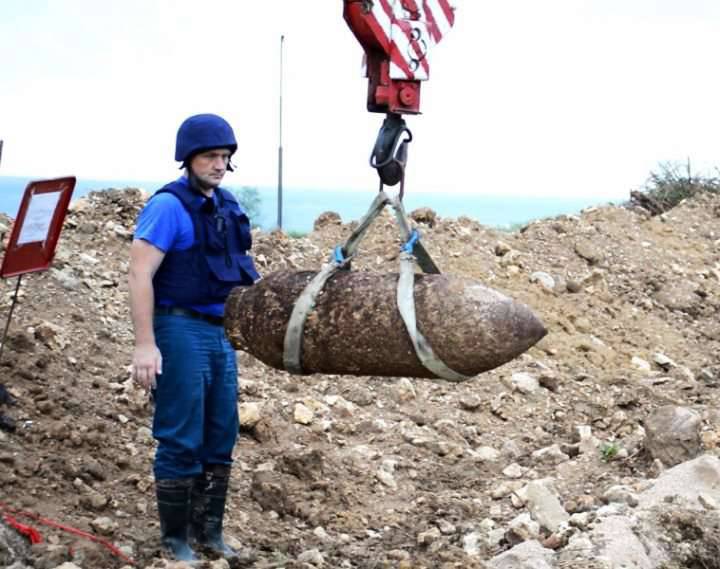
(225, 270, 547, 380)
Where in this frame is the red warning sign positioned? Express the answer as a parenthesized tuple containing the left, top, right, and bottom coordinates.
(0, 177, 76, 278)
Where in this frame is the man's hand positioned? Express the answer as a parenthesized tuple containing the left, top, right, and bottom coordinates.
(128, 239, 165, 391)
(132, 343, 162, 390)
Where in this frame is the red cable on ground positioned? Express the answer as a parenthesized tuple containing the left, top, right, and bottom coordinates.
(0, 501, 136, 566)
(2, 513, 42, 544)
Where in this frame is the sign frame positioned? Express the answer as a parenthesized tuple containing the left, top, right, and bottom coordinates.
(0, 177, 76, 278)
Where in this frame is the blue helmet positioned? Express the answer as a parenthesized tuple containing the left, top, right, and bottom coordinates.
(175, 113, 237, 169)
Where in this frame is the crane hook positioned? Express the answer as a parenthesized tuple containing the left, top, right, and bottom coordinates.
(369, 113, 412, 189)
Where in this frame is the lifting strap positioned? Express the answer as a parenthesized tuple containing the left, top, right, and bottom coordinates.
(391, 197, 470, 382)
(282, 191, 470, 382)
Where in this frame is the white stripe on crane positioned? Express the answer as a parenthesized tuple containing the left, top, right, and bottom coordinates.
(374, 0, 418, 80)
(386, 0, 432, 79)
(424, 0, 454, 40)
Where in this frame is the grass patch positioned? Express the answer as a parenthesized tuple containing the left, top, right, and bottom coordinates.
(600, 442, 620, 462)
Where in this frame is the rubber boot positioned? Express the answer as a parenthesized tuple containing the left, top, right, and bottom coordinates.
(156, 478, 199, 563)
(191, 464, 237, 558)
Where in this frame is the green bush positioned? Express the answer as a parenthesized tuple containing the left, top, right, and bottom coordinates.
(287, 230, 307, 239)
(630, 160, 720, 215)
(234, 186, 262, 226)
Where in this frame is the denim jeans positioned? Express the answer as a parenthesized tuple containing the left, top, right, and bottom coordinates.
(152, 313, 239, 480)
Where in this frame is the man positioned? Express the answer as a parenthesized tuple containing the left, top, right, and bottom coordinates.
(129, 113, 259, 562)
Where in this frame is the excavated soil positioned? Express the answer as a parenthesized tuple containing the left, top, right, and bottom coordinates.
(1, 187, 720, 568)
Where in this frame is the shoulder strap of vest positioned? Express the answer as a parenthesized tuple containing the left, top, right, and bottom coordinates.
(154, 180, 204, 212)
(216, 187, 248, 216)
(156, 181, 246, 216)
(217, 187, 237, 205)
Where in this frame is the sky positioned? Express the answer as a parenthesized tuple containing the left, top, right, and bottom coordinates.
(2, 0, 720, 200)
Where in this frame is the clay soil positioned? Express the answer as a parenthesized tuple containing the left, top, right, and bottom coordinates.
(1, 188, 720, 568)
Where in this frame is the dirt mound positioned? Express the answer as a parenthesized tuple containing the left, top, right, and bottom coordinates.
(0, 188, 719, 568)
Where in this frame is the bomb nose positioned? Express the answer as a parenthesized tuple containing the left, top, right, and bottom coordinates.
(514, 303, 547, 349)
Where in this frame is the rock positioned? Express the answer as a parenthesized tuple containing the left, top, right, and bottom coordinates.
(602, 485, 639, 507)
(34, 321, 69, 350)
(529, 271, 555, 291)
(410, 207, 437, 227)
(490, 539, 555, 569)
(531, 444, 570, 465)
(494, 241, 512, 256)
(491, 480, 524, 499)
(507, 372, 540, 395)
(393, 377, 416, 402)
(564, 495, 596, 514)
(574, 240, 604, 265)
(699, 493, 718, 510)
(589, 514, 669, 568)
(297, 548, 325, 565)
(459, 394, 482, 410)
(49, 268, 82, 291)
(638, 454, 720, 509)
(462, 531, 482, 556)
(522, 480, 570, 532)
(0, 519, 31, 568)
(313, 211, 342, 230)
(654, 280, 701, 313)
(343, 386, 374, 407)
(503, 463, 527, 479)
(294, 403, 314, 425)
(80, 491, 109, 511)
(566, 279, 582, 293)
(313, 526, 331, 541)
(238, 402, 262, 427)
(501, 439, 525, 460)
(542, 532, 566, 550)
(135, 426, 153, 444)
(573, 425, 600, 454)
(631, 356, 652, 371)
(376, 458, 398, 490)
(438, 519, 456, 535)
(90, 516, 117, 535)
(538, 372, 560, 392)
(417, 526, 442, 546)
(474, 446, 501, 462)
(645, 406, 702, 466)
(506, 513, 541, 545)
(581, 268, 608, 291)
(568, 512, 591, 529)
(653, 352, 676, 369)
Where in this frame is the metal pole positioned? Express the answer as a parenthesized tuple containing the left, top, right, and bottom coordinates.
(277, 35, 285, 230)
(0, 275, 22, 364)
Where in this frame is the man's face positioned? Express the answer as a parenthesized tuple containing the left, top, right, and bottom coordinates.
(189, 148, 232, 189)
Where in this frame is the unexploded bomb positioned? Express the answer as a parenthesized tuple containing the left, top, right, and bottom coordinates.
(225, 270, 546, 380)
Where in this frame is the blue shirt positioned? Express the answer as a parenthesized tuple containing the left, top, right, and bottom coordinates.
(135, 177, 226, 315)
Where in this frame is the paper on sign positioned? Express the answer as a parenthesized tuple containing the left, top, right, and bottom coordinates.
(17, 191, 61, 245)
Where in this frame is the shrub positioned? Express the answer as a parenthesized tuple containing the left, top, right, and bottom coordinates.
(629, 160, 720, 215)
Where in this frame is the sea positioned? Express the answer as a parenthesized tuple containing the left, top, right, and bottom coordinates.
(0, 175, 622, 234)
